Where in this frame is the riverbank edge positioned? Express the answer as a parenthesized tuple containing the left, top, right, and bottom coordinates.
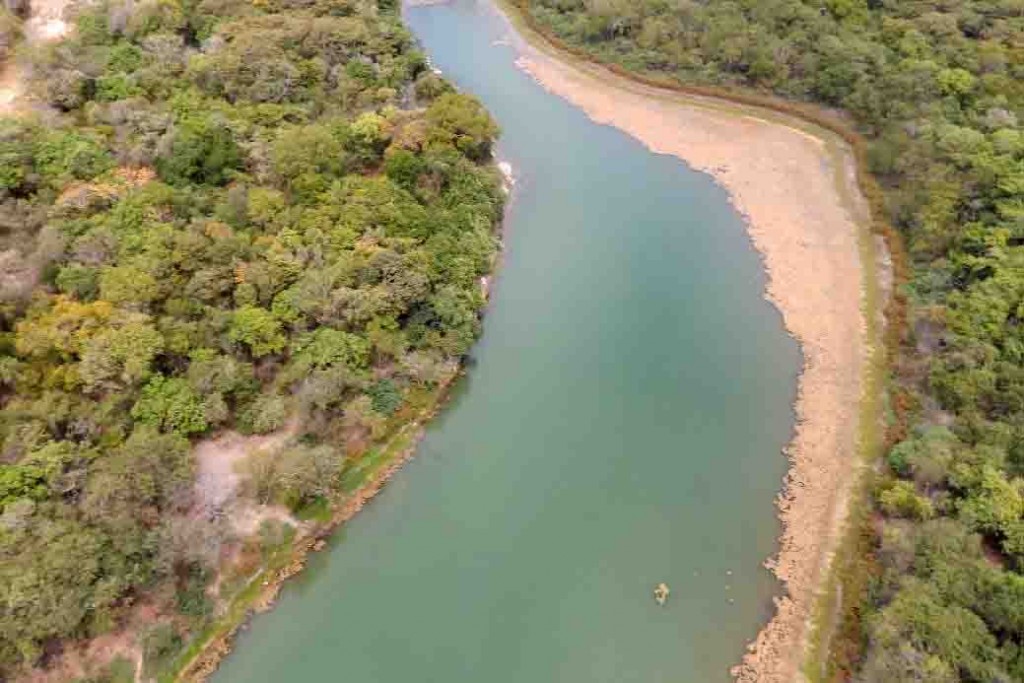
(0, 5, 508, 682)
(492, 1, 904, 680)
(162, 138, 510, 683)
(168, 363, 466, 682)
(166, 174, 510, 683)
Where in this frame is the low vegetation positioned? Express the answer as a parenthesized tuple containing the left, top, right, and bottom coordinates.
(522, 0, 1024, 680)
(0, 0, 502, 677)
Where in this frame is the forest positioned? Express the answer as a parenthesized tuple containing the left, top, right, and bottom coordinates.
(521, 0, 1024, 680)
(0, 0, 502, 678)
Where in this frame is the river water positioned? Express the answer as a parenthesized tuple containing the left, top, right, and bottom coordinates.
(212, 1, 800, 680)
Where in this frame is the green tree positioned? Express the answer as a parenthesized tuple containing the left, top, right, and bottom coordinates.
(131, 375, 208, 435)
(0, 0, 503, 672)
(35, 131, 113, 186)
(290, 328, 370, 373)
(157, 117, 241, 186)
(425, 93, 499, 161)
(228, 306, 286, 357)
(84, 427, 194, 519)
(79, 317, 164, 390)
(98, 266, 160, 308)
(0, 517, 114, 665)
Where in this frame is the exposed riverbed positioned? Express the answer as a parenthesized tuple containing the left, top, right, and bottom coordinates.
(211, 1, 804, 681)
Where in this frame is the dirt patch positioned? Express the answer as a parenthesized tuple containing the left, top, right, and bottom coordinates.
(0, 60, 21, 114)
(18, 607, 153, 683)
(501, 12, 870, 683)
(0, 248, 40, 299)
(22, 0, 69, 43)
(0, 0, 72, 115)
(181, 426, 431, 682)
(192, 425, 300, 537)
(177, 369, 465, 683)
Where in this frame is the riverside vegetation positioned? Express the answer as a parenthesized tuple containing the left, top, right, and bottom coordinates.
(0, 0, 503, 677)
(520, 0, 1024, 680)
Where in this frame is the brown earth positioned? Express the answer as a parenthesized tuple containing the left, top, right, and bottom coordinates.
(192, 424, 301, 537)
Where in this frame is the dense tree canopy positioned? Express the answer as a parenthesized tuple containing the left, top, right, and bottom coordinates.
(524, 0, 1024, 679)
(0, 0, 501, 676)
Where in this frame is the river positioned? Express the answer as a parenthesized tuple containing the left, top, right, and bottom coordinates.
(211, 1, 800, 680)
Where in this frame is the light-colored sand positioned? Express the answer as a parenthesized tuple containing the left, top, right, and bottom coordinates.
(193, 429, 290, 514)
(192, 424, 301, 537)
(182, 399, 461, 682)
(22, 0, 69, 43)
(502, 15, 869, 683)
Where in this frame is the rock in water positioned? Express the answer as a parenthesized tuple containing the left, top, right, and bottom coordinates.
(654, 582, 670, 606)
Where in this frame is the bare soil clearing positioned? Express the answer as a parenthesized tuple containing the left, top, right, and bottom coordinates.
(192, 425, 300, 537)
(22, 0, 69, 41)
(0, 0, 70, 114)
(507, 22, 870, 683)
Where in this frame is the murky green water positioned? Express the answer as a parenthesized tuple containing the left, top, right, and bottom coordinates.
(212, 1, 800, 680)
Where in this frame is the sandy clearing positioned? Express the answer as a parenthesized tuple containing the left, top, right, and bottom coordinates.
(22, 0, 69, 43)
(193, 429, 292, 514)
(180, 402, 461, 681)
(18, 606, 154, 683)
(0, 0, 72, 115)
(499, 12, 870, 683)
(192, 425, 301, 537)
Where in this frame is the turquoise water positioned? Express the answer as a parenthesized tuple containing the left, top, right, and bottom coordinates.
(212, 1, 800, 680)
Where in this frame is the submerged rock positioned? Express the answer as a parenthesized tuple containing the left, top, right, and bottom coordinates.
(654, 582, 670, 606)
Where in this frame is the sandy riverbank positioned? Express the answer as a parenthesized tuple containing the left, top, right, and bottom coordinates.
(495, 6, 873, 682)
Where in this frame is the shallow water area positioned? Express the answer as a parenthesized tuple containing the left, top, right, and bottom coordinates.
(212, 1, 801, 681)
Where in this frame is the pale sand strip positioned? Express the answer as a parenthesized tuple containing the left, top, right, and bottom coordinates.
(499, 12, 869, 682)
